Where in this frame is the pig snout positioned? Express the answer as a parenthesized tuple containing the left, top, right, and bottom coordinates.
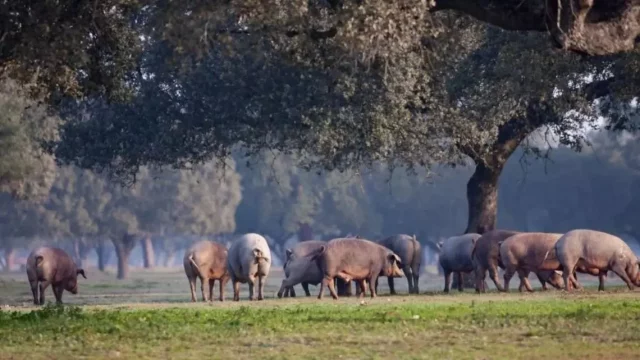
(390, 264, 405, 278)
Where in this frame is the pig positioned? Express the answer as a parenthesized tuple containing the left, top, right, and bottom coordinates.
(26, 247, 86, 305)
(183, 240, 230, 302)
(472, 229, 520, 293)
(226, 233, 272, 301)
(497, 232, 573, 292)
(555, 229, 640, 291)
(377, 234, 422, 294)
(278, 240, 325, 298)
(438, 233, 481, 293)
(311, 237, 405, 300)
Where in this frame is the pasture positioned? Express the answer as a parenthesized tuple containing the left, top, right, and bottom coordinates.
(1, 268, 639, 359)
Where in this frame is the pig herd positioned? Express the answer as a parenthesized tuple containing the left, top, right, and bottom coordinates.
(23, 229, 640, 305)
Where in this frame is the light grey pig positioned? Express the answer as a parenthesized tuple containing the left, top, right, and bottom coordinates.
(183, 240, 230, 302)
(377, 234, 422, 294)
(279, 240, 325, 298)
(438, 233, 481, 293)
(26, 247, 86, 305)
(227, 233, 272, 301)
(555, 229, 640, 291)
(312, 237, 404, 300)
(497, 232, 570, 292)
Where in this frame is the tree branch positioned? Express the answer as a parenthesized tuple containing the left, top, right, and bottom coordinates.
(433, 0, 640, 55)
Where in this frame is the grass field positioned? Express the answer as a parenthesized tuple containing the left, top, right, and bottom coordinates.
(1, 267, 640, 359)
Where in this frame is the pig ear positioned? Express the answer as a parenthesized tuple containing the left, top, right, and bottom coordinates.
(77, 269, 87, 279)
(387, 253, 401, 265)
(497, 241, 504, 248)
(285, 249, 293, 260)
(436, 241, 444, 250)
(309, 245, 326, 260)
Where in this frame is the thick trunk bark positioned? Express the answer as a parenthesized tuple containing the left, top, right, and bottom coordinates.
(297, 223, 313, 242)
(113, 233, 137, 280)
(141, 235, 155, 269)
(96, 241, 109, 272)
(465, 163, 503, 234)
(3, 247, 14, 272)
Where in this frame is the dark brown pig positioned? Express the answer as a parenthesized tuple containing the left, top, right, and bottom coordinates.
(183, 240, 230, 302)
(311, 238, 404, 300)
(377, 234, 422, 294)
(280, 240, 325, 298)
(498, 232, 574, 292)
(472, 230, 520, 293)
(26, 247, 86, 305)
(555, 229, 640, 291)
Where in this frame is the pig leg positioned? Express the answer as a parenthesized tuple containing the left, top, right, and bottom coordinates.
(289, 286, 296, 298)
(412, 274, 420, 294)
(403, 266, 413, 294)
(188, 277, 197, 302)
(219, 277, 229, 301)
(30, 280, 39, 305)
(488, 264, 505, 292)
(358, 281, 366, 299)
(208, 279, 215, 302)
(502, 267, 515, 292)
(517, 270, 534, 292)
(247, 276, 256, 301)
(611, 265, 634, 290)
(535, 273, 549, 291)
(562, 264, 578, 291)
(369, 275, 379, 298)
(326, 277, 339, 300)
(598, 272, 607, 291)
(200, 276, 209, 302)
(257, 275, 265, 300)
(39, 280, 50, 305)
(443, 270, 452, 293)
(317, 278, 326, 299)
(52, 284, 64, 304)
(232, 280, 240, 301)
(474, 266, 486, 293)
(302, 282, 311, 296)
(387, 276, 396, 295)
(457, 272, 465, 292)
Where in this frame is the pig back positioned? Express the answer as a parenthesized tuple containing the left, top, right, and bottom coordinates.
(185, 240, 228, 277)
(378, 234, 420, 269)
(321, 238, 389, 278)
(439, 233, 481, 272)
(556, 229, 637, 267)
(27, 247, 77, 283)
(473, 230, 519, 269)
(227, 233, 272, 280)
(500, 232, 563, 269)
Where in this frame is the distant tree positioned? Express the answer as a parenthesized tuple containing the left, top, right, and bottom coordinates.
(0, 81, 59, 199)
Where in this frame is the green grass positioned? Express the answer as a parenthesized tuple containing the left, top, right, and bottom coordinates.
(2, 297, 640, 359)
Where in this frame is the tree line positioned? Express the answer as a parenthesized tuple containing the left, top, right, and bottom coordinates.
(1, 1, 640, 279)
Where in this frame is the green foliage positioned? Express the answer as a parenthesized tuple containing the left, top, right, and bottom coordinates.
(0, 0, 142, 102)
(0, 81, 59, 199)
(1, 298, 640, 359)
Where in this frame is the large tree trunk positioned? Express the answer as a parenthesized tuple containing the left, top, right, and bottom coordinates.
(113, 233, 137, 280)
(3, 247, 14, 272)
(297, 223, 313, 242)
(465, 163, 503, 234)
(141, 235, 155, 269)
(96, 240, 110, 272)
